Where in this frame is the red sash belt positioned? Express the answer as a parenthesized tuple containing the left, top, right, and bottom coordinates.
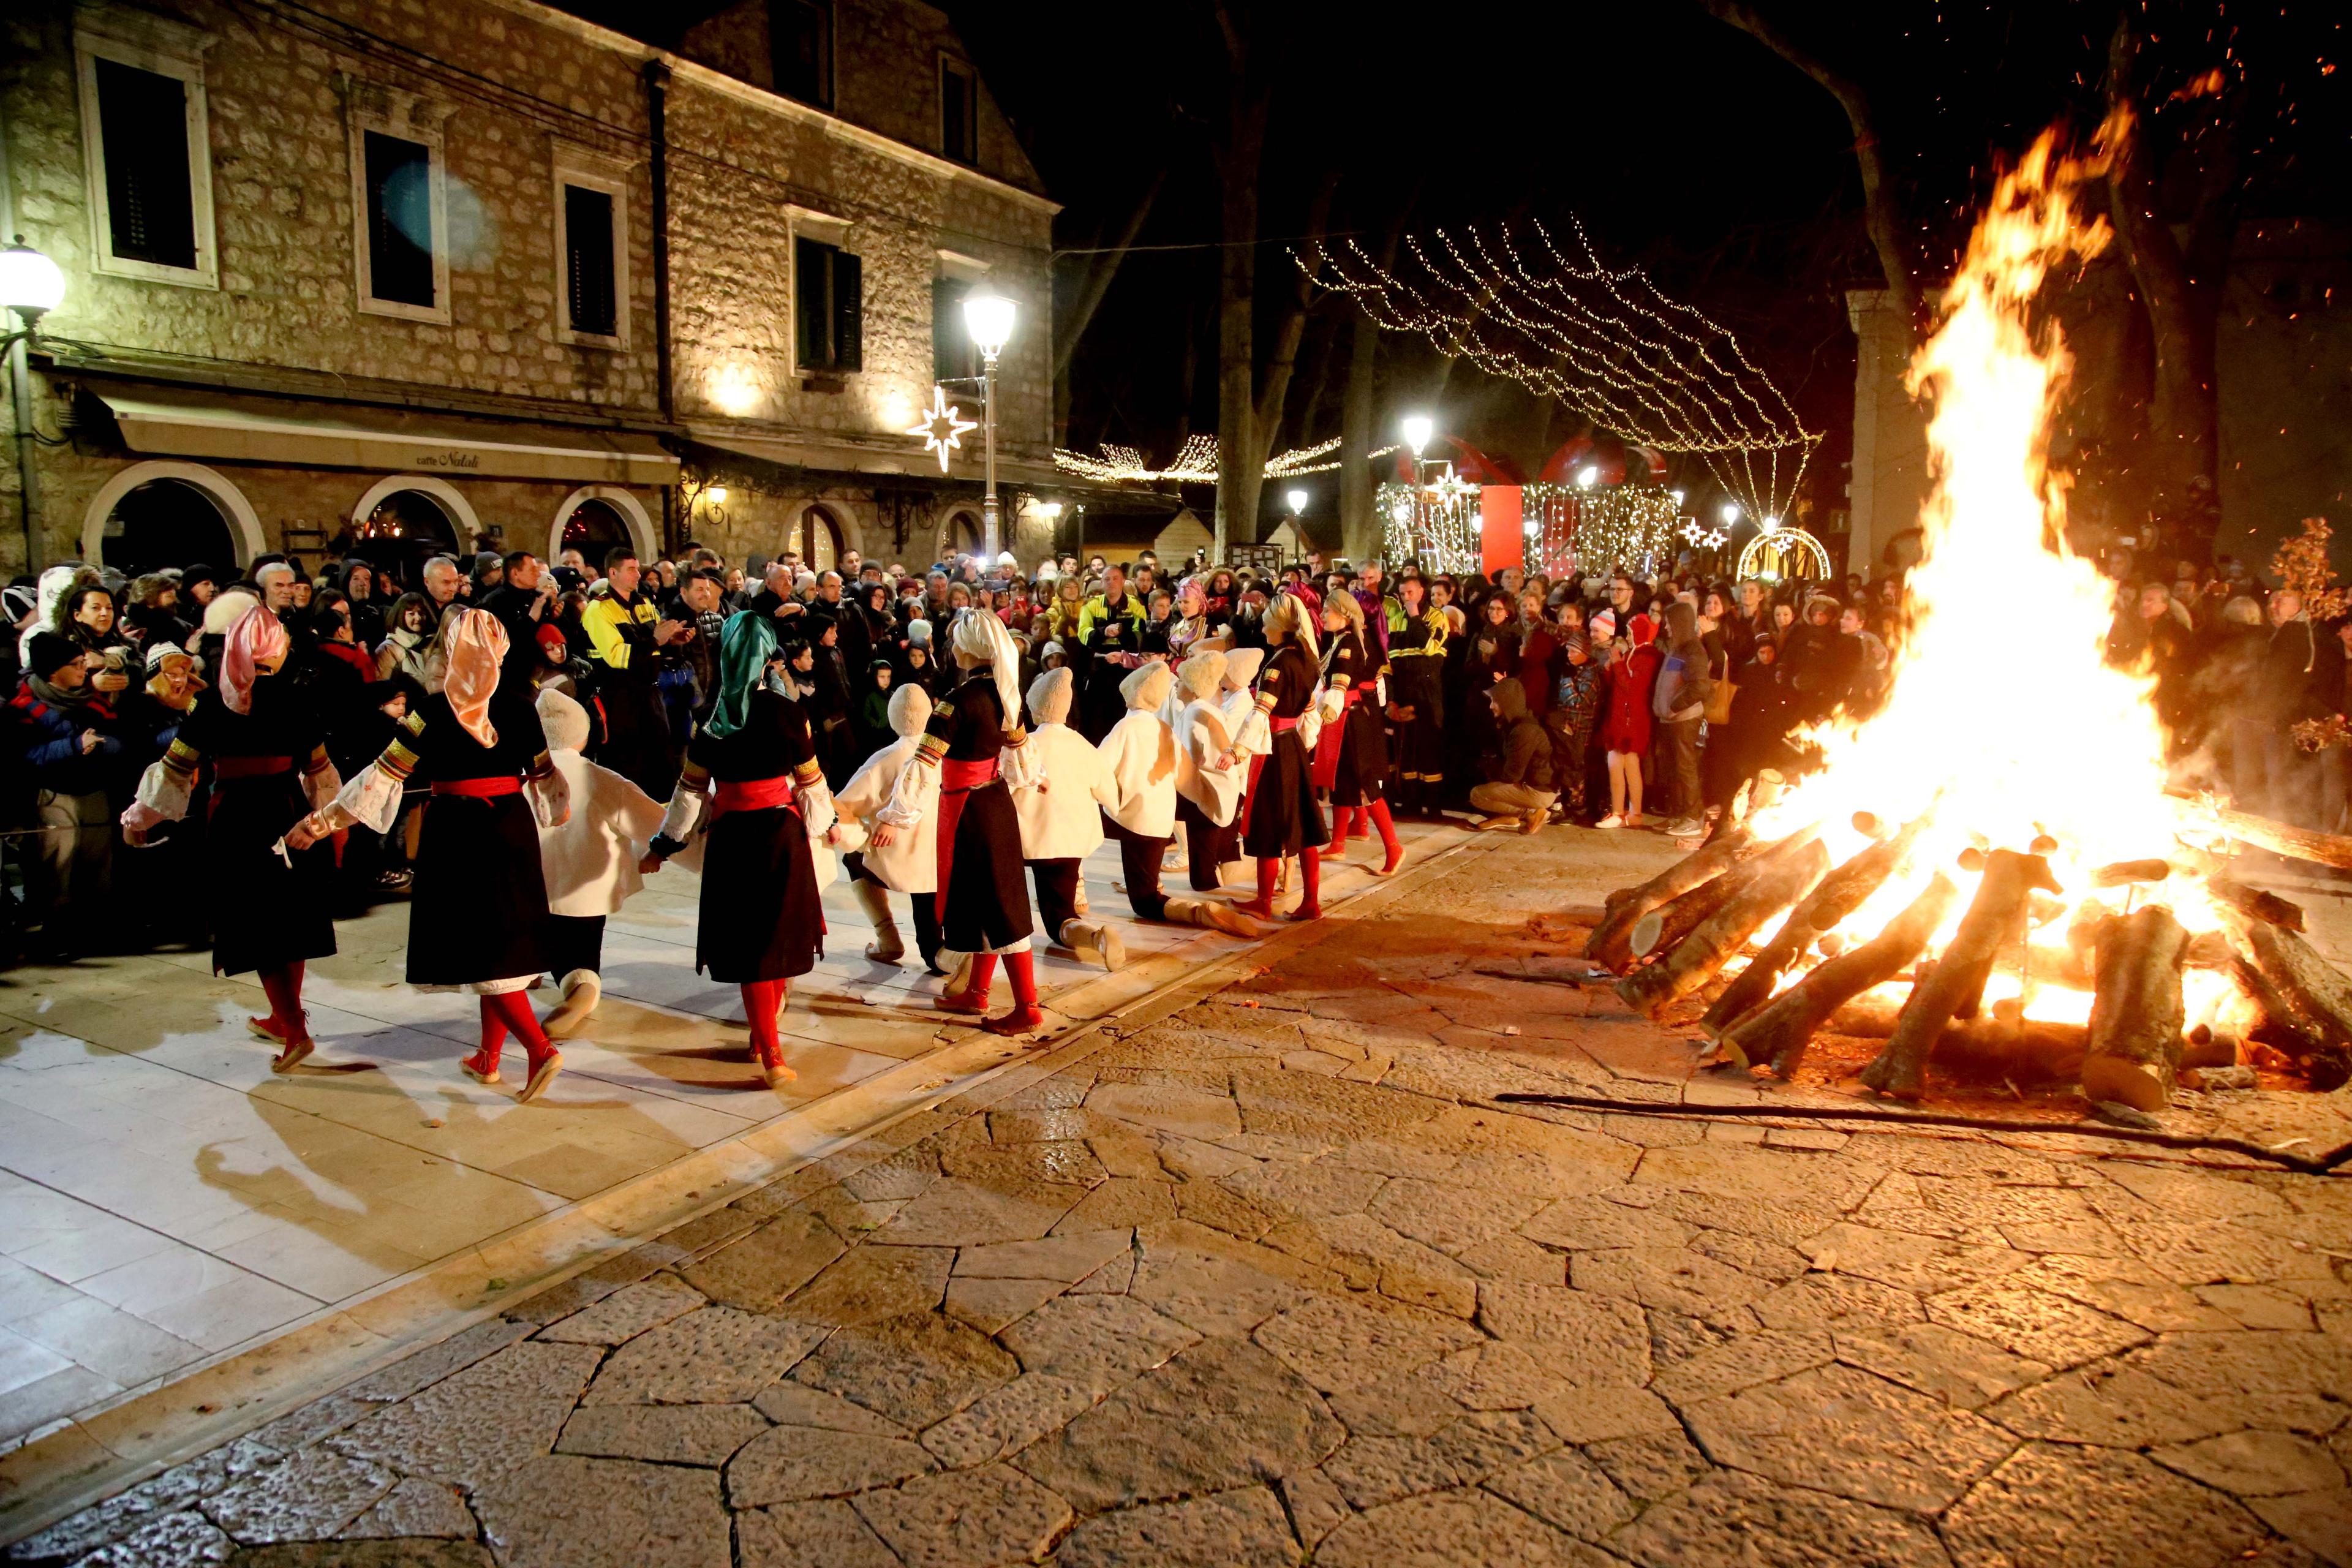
(714, 775, 794, 818)
(1312, 693, 1354, 789)
(215, 755, 292, 779)
(433, 775, 522, 797)
(935, 756, 1002, 908)
(1269, 715, 1299, 734)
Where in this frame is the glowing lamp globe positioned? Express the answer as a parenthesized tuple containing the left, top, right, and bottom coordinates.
(0, 242, 65, 317)
(1400, 415, 1434, 458)
(1719, 502, 1741, 526)
(961, 288, 1016, 359)
(1286, 488, 1308, 514)
(1577, 466, 1599, 489)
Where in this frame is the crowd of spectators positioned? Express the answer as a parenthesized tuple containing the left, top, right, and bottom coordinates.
(2, 530, 2334, 960)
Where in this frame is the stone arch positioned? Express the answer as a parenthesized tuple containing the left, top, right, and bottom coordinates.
(551, 485, 658, 564)
(350, 475, 484, 548)
(81, 459, 265, 568)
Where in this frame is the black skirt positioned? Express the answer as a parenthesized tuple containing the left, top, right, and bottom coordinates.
(941, 780, 1031, 951)
(1330, 701, 1390, 807)
(697, 803, 823, 982)
(408, 794, 548, 986)
(206, 774, 336, 977)
(1243, 730, 1330, 858)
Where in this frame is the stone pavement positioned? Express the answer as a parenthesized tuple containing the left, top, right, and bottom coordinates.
(0, 811, 1467, 1498)
(7, 826, 2351, 1567)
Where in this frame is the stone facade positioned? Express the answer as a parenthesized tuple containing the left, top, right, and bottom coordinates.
(0, 0, 1058, 579)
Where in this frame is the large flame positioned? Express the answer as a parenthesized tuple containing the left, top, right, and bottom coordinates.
(1751, 129, 2215, 996)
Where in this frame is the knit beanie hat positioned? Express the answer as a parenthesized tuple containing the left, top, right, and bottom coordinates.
(28, 632, 81, 680)
(535, 622, 567, 649)
(1590, 608, 1617, 641)
(145, 640, 195, 674)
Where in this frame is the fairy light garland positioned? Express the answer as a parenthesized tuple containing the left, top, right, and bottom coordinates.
(1377, 478, 1483, 574)
(1302, 219, 1820, 521)
(1522, 482, 1681, 578)
(1054, 437, 1402, 484)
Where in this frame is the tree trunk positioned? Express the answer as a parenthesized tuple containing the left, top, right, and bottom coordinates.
(2082, 905, 2191, 1112)
(2225, 919, 2352, 1091)
(1052, 169, 1167, 447)
(1340, 299, 1382, 565)
(1860, 851, 2061, 1100)
(1210, 62, 1270, 561)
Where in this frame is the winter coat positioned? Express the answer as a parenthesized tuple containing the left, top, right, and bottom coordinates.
(1599, 644, 1664, 755)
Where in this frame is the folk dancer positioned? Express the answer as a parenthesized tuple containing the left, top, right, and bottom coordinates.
(1172, 650, 1247, 892)
(643, 612, 835, 1088)
(835, 684, 942, 970)
(1009, 667, 1123, 970)
(1316, 592, 1404, 876)
(1384, 571, 1450, 820)
(1210, 647, 1267, 889)
(531, 687, 665, 1038)
(1232, 594, 1331, 922)
(875, 612, 1046, 1035)
(1099, 658, 1264, 937)
(121, 605, 339, 1071)
(285, 610, 572, 1099)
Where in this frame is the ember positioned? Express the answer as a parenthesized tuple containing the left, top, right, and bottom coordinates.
(1589, 128, 2352, 1107)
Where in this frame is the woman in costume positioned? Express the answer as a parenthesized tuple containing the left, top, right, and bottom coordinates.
(875, 611, 1045, 1035)
(1314, 591, 1403, 876)
(1384, 571, 1449, 823)
(1232, 593, 1331, 922)
(287, 609, 571, 1097)
(122, 605, 339, 1071)
(644, 612, 834, 1087)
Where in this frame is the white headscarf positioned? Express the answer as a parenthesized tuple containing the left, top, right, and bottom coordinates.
(951, 608, 1022, 731)
(1220, 647, 1265, 692)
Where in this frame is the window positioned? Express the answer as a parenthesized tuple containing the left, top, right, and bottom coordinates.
(75, 14, 217, 288)
(770, 0, 833, 108)
(347, 82, 452, 323)
(552, 144, 633, 348)
(933, 275, 979, 383)
(939, 56, 977, 165)
(794, 236, 862, 376)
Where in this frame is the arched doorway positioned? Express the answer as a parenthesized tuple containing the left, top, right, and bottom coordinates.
(346, 488, 462, 595)
(99, 478, 241, 576)
(559, 498, 633, 567)
(786, 505, 842, 573)
(944, 508, 982, 559)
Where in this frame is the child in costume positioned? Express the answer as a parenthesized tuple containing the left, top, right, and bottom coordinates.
(532, 686, 665, 1038)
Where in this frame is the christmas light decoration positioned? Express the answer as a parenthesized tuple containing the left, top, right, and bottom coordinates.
(1302, 219, 1819, 520)
(1523, 482, 1681, 578)
(1376, 479, 1482, 573)
(906, 385, 978, 474)
(1736, 519, 1834, 583)
(1054, 437, 1400, 484)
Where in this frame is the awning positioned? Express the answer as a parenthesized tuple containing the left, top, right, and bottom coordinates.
(689, 424, 1063, 488)
(94, 385, 677, 486)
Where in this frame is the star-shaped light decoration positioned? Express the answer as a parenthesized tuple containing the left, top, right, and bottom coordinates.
(906, 385, 978, 473)
(1701, 528, 1729, 550)
(1433, 464, 1479, 505)
(1680, 520, 1709, 547)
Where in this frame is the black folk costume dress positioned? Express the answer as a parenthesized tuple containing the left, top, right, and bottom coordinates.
(902, 672, 1035, 955)
(361, 688, 564, 990)
(131, 679, 339, 977)
(1313, 627, 1389, 809)
(1239, 642, 1332, 859)
(670, 690, 830, 982)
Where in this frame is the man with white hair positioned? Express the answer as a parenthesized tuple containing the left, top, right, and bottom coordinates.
(421, 556, 461, 623)
(254, 561, 297, 618)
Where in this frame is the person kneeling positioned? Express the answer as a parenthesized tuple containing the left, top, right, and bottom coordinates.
(1469, 678, 1558, 834)
(1100, 659, 1268, 938)
(1009, 667, 1123, 969)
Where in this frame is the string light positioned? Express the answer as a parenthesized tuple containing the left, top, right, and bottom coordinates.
(906, 385, 978, 473)
(1524, 482, 1680, 578)
(1737, 519, 1834, 583)
(1054, 437, 1401, 484)
(1302, 218, 1820, 521)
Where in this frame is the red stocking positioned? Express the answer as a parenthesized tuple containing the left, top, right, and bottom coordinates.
(962, 952, 998, 1006)
(1004, 949, 1039, 1009)
(1365, 799, 1404, 873)
(486, 990, 554, 1066)
(1235, 857, 1280, 921)
(467, 998, 510, 1079)
(1330, 805, 1358, 846)
(741, 981, 783, 1064)
(1291, 846, 1323, 919)
(258, 962, 307, 1041)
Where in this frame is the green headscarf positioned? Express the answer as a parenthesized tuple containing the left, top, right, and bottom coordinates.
(703, 609, 778, 740)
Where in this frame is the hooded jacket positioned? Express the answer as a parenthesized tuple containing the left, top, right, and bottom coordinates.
(1484, 677, 1556, 793)
(1098, 663, 1179, 837)
(535, 687, 665, 918)
(834, 684, 939, 892)
(1011, 667, 1115, 860)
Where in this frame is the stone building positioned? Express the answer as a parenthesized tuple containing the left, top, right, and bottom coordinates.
(0, 0, 1063, 587)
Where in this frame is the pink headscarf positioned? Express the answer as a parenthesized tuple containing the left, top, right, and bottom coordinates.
(219, 605, 289, 715)
(442, 608, 509, 748)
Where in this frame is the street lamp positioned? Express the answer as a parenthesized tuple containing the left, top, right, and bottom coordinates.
(1719, 502, 1741, 527)
(1286, 488, 1308, 516)
(962, 286, 1016, 558)
(2, 239, 66, 575)
(1576, 465, 1600, 489)
(1400, 414, 1433, 459)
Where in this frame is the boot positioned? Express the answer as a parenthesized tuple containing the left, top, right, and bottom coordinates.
(1167, 896, 1266, 939)
(853, 880, 905, 963)
(1057, 919, 1124, 973)
(543, 969, 601, 1039)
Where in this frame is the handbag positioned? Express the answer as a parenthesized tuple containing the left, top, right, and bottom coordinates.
(1705, 677, 1738, 726)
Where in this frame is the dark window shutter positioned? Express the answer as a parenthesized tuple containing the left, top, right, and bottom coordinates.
(95, 58, 197, 270)
(933, 276, 971, 382)
(564, 184, 617, 337)
(363, 130, 435, 307)
(940, 66, 972, 164)
(794, 235, 828, 368)
(833, 249, 862, 372)
(770, 0, 832, 108)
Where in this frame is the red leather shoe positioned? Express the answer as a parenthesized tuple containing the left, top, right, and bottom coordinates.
(981, 1005, 1047, 1037)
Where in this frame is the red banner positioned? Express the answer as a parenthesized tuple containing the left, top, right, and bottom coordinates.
(1480, 484, 1523, 577)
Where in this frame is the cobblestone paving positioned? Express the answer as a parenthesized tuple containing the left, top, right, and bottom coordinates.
(9, 834, 2351, 1567)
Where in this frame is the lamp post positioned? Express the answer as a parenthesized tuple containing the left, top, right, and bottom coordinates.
(1, 239, 65, 575)
(961, 286, 1016, 559)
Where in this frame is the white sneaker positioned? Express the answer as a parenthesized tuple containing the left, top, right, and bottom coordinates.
(1596, 814, 1626, 829)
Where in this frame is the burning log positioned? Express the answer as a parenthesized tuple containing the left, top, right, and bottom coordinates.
(1618, 837, 1831, 1019)
(1584, 824, 1759, 974)
(1702, 813, 1930, 1037)
(1630, 859, 1763, 962)
(1825, 995, 2088, 1085)
(2174, 793, 2352, 871)
(2224, 921, 2352, 1091)
(2079, 906, 2192, 1112)
(2091, 858, 2173, 888)
(1860, 850, 2061, 1100)
(1724, 873, 1960, 1079)
(2203, 876, 2304, 933)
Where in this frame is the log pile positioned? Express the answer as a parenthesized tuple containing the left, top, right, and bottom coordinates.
(1583, 799, 2352, 1106)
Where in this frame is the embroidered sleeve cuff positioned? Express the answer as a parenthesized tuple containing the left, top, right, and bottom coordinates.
(797, 778, 837, 837)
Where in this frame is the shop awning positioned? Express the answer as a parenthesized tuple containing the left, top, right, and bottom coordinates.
(94, 385, 677, 486)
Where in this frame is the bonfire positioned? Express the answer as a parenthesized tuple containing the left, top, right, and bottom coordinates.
(1585, 128, 2352, 1112)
